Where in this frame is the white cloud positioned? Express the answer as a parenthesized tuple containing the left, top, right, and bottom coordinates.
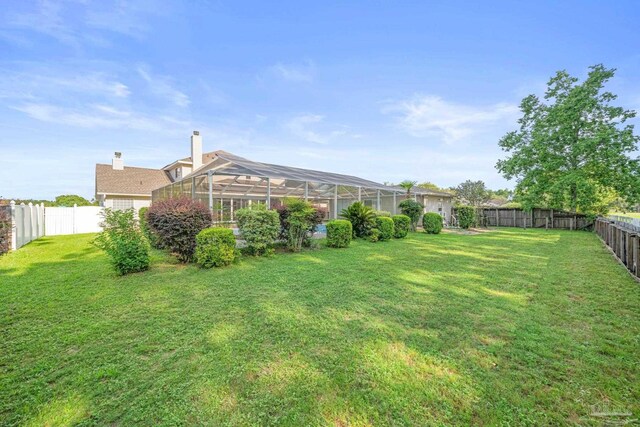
(283, 114, 358, 144)
(0, 0, 165, 48)
(0, 68, 130, 100)
(267, 60, 315, 83)
(12, 103, 189, 133)
(385, 95, 518, 143)
(285, 114, 326, 143)
(137, 66, 190, 107)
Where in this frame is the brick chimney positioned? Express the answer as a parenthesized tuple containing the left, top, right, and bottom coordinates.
(191, 131, 202, 171)
(112, 152, 124, 170)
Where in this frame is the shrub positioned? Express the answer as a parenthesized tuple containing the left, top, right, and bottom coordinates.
(398, 199, 424, 232)
(368, 228, 381, 242)
(195, 227, 237, 268)
(276, 198, 321, 251)
(340, 201, 376, 238)
(374, 210, 391, 218)
(423, 212, 443, 234)
(235, 205, 280, 256)
(147, 197, 212, 262)
(376, 216, 394, 241)
(0, 208, 10, 256)
(392, 215, 411, 238)
(138, 207, 160, 248)
(457, 206, 477, 229)
(94, 208, 150, 275)
(326, 219, 352, 248)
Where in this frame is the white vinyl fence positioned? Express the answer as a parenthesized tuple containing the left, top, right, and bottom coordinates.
(9, 202, 45, 250)
(7, 201, 104, 250)
(45, 206, 103, 236)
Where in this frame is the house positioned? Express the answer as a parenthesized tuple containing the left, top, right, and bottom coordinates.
(96, 131, 454, 222)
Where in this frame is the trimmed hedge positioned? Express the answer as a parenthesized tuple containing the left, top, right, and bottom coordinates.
(147, 197, 212, 262)
(457, 206, 476, 229)
(235, 206, 280, 256)
(368, 228, 381, 242)
(423, 212, 443, 234)
(392, 215, 411, 238)
(326, 220, 352, 248)
(376, 216, 394, 241)
(195, 227, 237, 268)
(94, 208, 150, 275)
(374, 210, 391, 218)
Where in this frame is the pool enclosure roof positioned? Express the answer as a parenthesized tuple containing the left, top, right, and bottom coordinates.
(184, 150, 444, 196)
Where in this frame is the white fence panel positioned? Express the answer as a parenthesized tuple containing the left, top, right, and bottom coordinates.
(45, 206, 103, 236)
(10, 202, 45, 250)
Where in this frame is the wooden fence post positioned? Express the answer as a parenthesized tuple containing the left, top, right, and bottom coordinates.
(635, 235, 640, 278)
(626, 232, 635, 269)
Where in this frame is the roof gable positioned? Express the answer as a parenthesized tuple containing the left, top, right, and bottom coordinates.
(96, 164, 172, 196)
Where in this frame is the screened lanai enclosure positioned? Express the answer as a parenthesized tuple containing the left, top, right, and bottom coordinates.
(151, 151, 417, 223)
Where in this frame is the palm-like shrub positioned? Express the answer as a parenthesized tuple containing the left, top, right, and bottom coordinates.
(398, 199, 424, 232)
(376, 216, 394, 241)
(147, 197, 212, 262)
(392, 215, 411, 238)
(340, 202, 376, 238)
(94, 208, 150, 275)
(423, 212, 443, 234)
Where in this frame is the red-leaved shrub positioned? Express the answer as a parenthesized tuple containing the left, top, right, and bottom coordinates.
(147, 197, 212, 262)
(0, 208, 10, 256)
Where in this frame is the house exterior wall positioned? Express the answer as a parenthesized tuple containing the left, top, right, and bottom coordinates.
(421, 195, 453, 223)
(102, 195, 151, 211)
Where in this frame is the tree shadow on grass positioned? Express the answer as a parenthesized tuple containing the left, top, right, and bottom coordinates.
(1, 230, 638, 425)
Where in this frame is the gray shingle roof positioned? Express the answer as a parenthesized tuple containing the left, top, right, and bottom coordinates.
(95, 164, 172, 196)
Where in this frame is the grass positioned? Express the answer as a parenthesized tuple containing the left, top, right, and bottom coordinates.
(610, 212, 640, 219)
(1, 229, 638, 426)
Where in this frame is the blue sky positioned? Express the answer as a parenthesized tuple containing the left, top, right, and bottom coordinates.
(1, 0, 639, 200)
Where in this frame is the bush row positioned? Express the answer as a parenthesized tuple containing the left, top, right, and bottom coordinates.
(95, 197, 445, 275)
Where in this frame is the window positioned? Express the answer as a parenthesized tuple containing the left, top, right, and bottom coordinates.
(112, 199, 134, 211)
(175, 168, 182, 179)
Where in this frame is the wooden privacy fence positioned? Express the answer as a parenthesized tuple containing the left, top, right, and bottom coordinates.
(595, 217, 640, 279)
(457, 208, 593, 230)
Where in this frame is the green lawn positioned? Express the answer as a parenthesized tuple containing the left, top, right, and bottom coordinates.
(1, 229, 638, 426)
(611, 212, 640, 219)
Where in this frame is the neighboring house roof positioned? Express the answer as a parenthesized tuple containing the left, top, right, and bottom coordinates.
(412, 188, 454, 197)
(95, 164, 172, 196)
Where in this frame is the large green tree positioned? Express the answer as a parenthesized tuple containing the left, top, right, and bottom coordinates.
(496, 64, 640, 214)
(454, 180, 490, 206)
(54, 195, 95, 207)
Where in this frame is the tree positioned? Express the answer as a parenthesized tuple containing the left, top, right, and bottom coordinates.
(398, 199, 423, 232)
(454, 180, 490, 206)
(399, 180, 417, 197)
(417, 181, 441, 191)
(54, 195, 94, 207)
(496, 64, 640, 215)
